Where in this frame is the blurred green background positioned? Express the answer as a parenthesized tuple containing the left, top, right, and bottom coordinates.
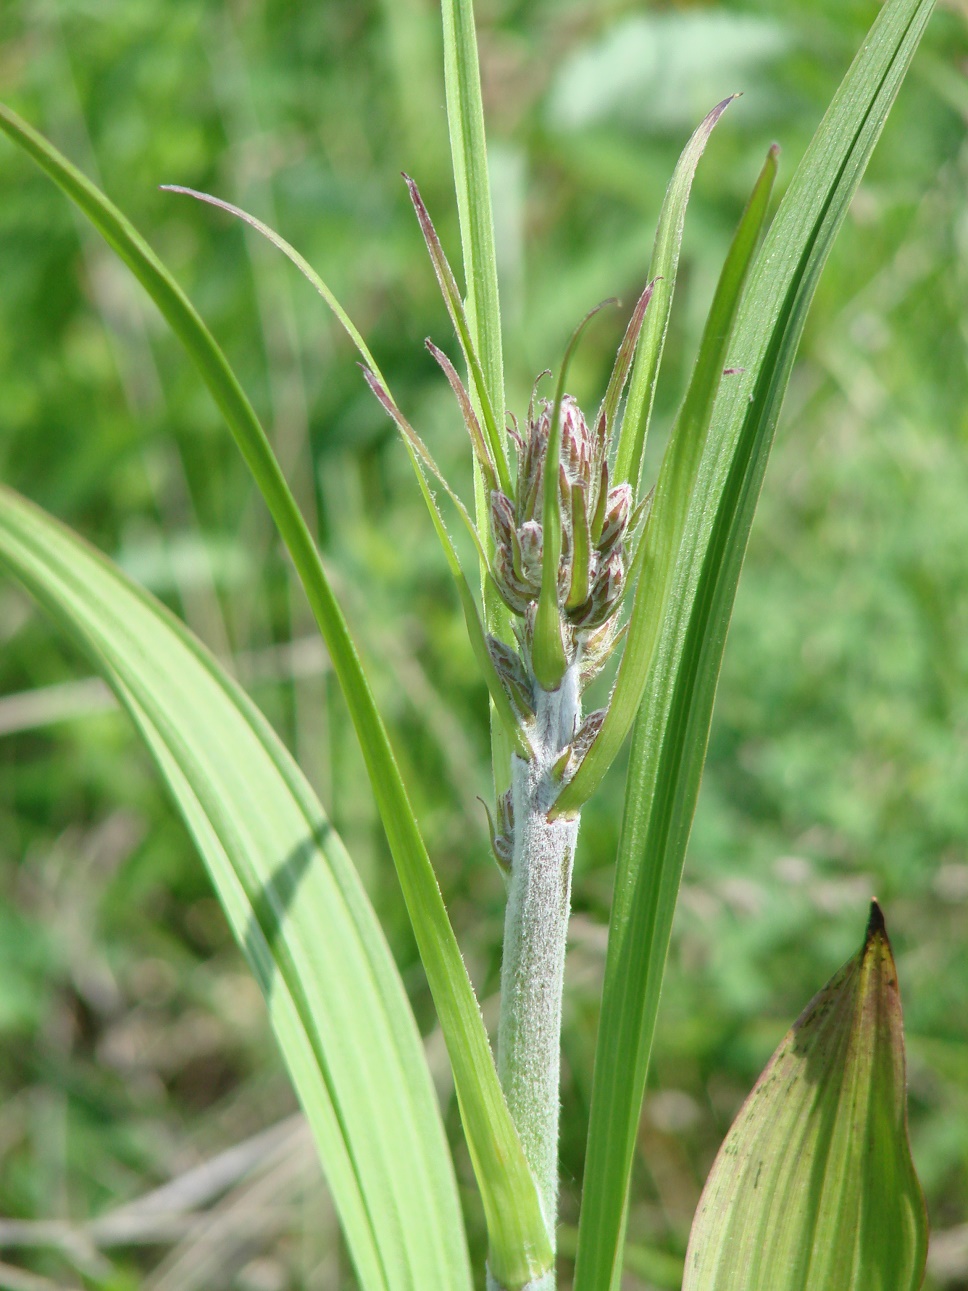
(0, 0, 966, 1286)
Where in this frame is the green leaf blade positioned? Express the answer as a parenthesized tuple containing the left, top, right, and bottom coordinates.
(556, 142, 777, 819)
(572, 1, 936, 1287)
(613, 95, 736, 494)
(0, 110, 553, 1287)
(0, 485, 470, 1291)
(405, 176, 511, 493)
(683, 903, 927, 1291)
(440, 0, 504, 423)
(439, 0, 519, 807)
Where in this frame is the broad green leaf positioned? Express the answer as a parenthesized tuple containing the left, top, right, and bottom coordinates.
(612, 95, 736, 494)
(683, 902, 927, 1291)
(0, 105, 553, 1288)
(0, 485, 470, 1291)
(571, 1, 936, 1288)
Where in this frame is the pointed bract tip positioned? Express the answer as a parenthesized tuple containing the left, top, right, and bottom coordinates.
(160, 183, 209, 201)
(866, 897, 888, 943)
(712, 92, 742, 116)
(359, 365, 393, 409)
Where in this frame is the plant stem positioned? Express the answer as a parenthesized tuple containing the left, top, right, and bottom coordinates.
(491, 666, 581, 1291)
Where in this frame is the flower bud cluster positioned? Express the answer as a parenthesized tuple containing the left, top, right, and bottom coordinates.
(490, 392, 632, 646)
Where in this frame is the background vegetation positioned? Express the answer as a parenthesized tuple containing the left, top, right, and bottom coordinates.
(0, 0, 966, 1286)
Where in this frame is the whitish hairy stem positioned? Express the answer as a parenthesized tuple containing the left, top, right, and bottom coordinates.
(489, 666, 581, 1291)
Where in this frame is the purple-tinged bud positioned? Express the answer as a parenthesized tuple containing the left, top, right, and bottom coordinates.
(494, 788, 514, 868)
(595, 548, 625, 617)
(498, 786, 514, 839)
(560, 395, 594, 486)
(493, 544, 533, 614)
(598, 483, 632, 552)
(491, 492, 531, 587)
(571, 708, 607, 767)
(487, 634, 535, 717)
(484, 787, 514, 871)
(518, 521, 543, 588)
(518, 407, 550, 523)
(493, 831, 512, 869)
(490, 490, 516, 548)
(576, 548, 625, 629)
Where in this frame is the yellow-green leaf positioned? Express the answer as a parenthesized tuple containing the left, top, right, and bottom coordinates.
(683, 902, 927, 1291)
(0, 104, 553, 1288)
(0, 485, 471, 1291)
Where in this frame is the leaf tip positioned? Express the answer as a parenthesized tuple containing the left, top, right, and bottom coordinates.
(359, 364, 392, 411)
(403, 172, 424, 210)
(866, 896, 888, 944)
(712, 92, 742, 118)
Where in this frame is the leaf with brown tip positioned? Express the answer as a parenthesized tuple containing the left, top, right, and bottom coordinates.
(683, 902, 927, 1291)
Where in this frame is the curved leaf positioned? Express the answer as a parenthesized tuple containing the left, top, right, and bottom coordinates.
(557, 143, 777, 816)
(612, 95, 736, 493)
(571, 1, 936, 1287)
(0, 485, 470, 1291)
(0, 106, 552, 1288)
(405, 176, 510, 493)
(683, 903, 927, 1291)
(439, 0, 519, 804)
(440, 0, 504, 425)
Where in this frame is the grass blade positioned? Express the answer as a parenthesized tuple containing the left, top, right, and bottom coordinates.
(406, 177, 511, 493)
(572, 1, 935, 1287)
(556, 145, 777, 817)
(439, 0, 519, 802)
(0, 104, 553, 1287)
(159, 188, 525, 756)
(440, 0, 503, 422)
(160, 184, 384, 375)
(683, 903, 927, 1291)
(0, 485, 470, 1291)
(361, 369, 532, 760)
(612, 96, 737, 494)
